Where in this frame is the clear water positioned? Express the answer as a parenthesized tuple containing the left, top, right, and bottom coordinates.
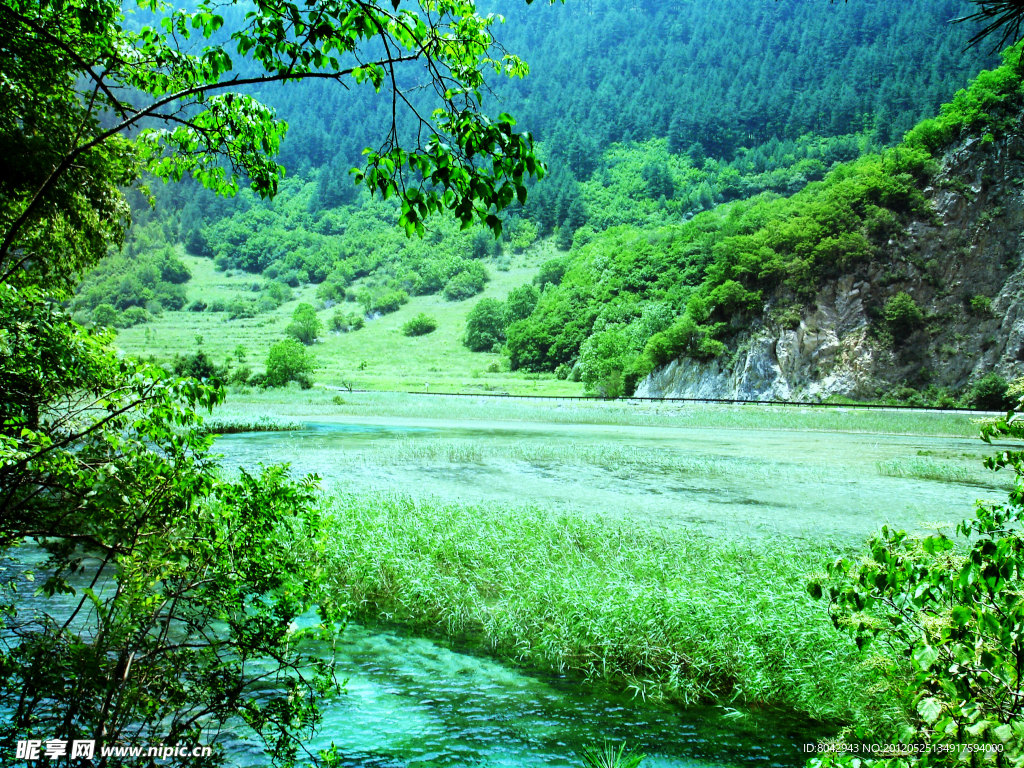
(213, 417, 1007, 539)
(219, 622, 817, 768)
(6, 546, 818, 768)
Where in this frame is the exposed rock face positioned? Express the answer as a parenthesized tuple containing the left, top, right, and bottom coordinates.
(637, 135, 1024, 401)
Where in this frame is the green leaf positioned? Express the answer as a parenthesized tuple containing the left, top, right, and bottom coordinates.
(917, 697, 943, 724)
(951, 605, 973, 626)
(913, 644, 940, 671)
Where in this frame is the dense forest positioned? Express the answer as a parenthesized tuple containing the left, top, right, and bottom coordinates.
(89, 0, 998, 332)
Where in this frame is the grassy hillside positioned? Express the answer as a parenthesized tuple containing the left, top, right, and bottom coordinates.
(114, 240, 586, 396)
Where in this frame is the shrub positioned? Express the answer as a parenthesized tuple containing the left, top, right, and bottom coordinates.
(504, 284, 539, 325)
(644, 315, 724, 366)
(152, 283, 187, 310)
(285, 303, 322, 345)
(118, 306, 151, 327)
(967, 372, 1013, 411)
(228, 298, 258, 320)
(443, 271, 485, 301)
(172, 350, 220, 380)
(403, 313, 438, 337)
(264, 339, 316, 388)
(157, 251, 192, 284)
(188, 300, 207, 312)
(371, 290, 409, 314)
(230, 365, 252, 386)
(533, 257, 568, 291)
(507, 217, 538, 253)
(883, 292, 924, 336)
(707, 279, 761, 316)
(595, 370, 624, 399)
(256, 295, 278, 313)
(264, 280, 294, 306)
(464, 298, 506, 351)
(968, 294, 993, 316)
(92, 303, 119, 328)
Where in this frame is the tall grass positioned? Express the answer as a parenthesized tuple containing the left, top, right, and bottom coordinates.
(198, 412, 305, 435)
(876, 457, 1009, 487)
(321, 491, 911, 738)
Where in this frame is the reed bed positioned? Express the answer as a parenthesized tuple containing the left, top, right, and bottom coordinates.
(875, 457, 1009, 487)
(322, 491, 911, 739)
(347, 438, 731, 477)
(199, 413, 305, 435)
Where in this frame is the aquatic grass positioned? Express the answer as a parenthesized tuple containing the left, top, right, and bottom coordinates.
(581, 741, 645, 768)
(875, 458, 1009, 487)
(339, 438, 849, 487)
(199, 412, 305, 435)
(322, 491, 912, 739)
(349, 438, 730, 477)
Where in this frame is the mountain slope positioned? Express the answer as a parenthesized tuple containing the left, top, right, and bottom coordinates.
(635, 49, 1024, 402)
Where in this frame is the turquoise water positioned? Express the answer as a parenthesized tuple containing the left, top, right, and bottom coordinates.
(20, 416, 963, 767)
(219, 623, 816, 768)
(6, 548, 818, 768)
(214, 417, 1007, 539)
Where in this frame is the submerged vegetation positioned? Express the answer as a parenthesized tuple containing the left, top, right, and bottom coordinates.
(874, 457, 1010, 487)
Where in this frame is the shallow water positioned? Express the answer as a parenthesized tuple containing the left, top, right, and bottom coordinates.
(220, 622, 817, 768)
(6, 547, 818, 768)
(214, 417, 1008, 539)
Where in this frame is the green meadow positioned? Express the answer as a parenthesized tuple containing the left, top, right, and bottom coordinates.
(115, 242, 587, 396)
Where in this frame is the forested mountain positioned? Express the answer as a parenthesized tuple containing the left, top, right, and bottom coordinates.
(88, 0, 1002, 359)
(144, 0, 995, 223)
(489, 0, 991, 151)
(262, 0, 995, 173)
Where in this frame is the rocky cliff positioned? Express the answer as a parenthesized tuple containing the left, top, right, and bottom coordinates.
(637, 134, 1024, 401)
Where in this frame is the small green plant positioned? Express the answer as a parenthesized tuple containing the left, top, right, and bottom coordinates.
(966, 372, 1013, 411)
(883, 292, 924, 336)
(581, 741, 645, 768)
(332, 395, 345, 405)
(402, 313, 438, 336)
(968, 294, 993, 316)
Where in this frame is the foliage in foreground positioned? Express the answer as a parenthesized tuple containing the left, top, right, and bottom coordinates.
(320, 491, 908, 736)
(1, 0, 550, 760)
(809, 407, 1024, 767)
(0, 286, 344, 764)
